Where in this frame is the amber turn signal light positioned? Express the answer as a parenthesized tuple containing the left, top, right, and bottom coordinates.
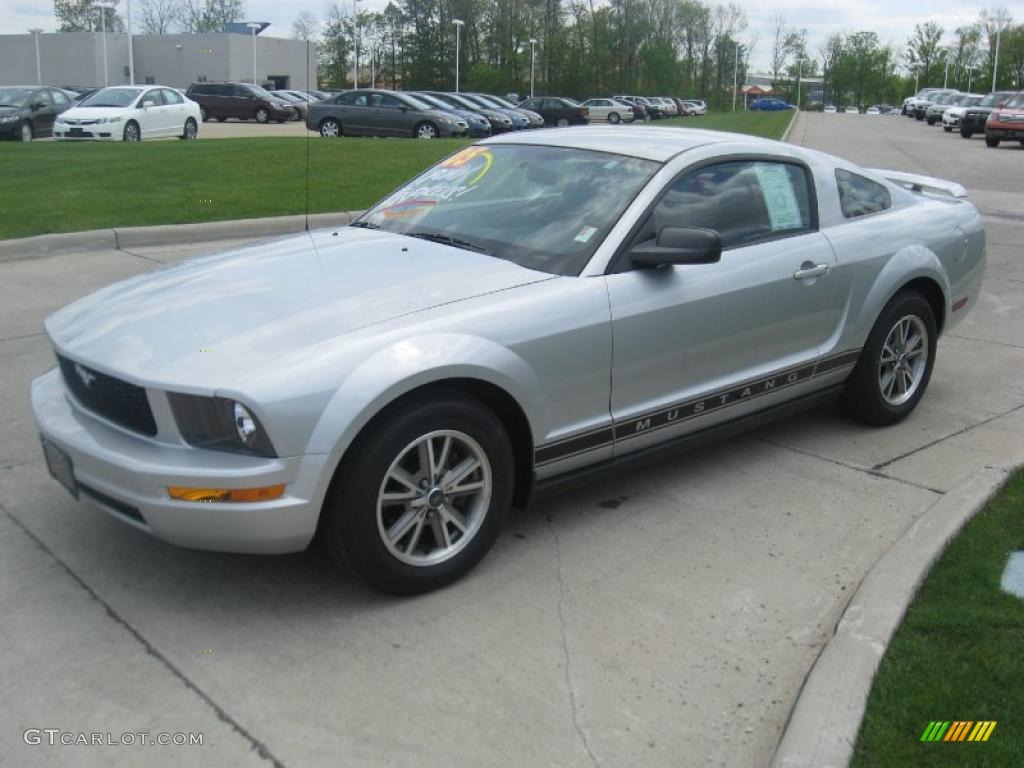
(167, 485, 286, 503)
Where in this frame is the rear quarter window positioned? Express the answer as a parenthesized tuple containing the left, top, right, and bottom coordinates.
(836, 169, 893, 219)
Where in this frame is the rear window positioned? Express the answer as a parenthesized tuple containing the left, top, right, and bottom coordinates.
(836, 169, 892, 219)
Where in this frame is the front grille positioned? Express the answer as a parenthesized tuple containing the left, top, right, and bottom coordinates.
(57, 355, 158, 436)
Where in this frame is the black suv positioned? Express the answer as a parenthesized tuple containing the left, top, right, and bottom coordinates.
(185, 82, 294, 123)
(517, 97, 590, 127)
(959, 91, 1018, 138)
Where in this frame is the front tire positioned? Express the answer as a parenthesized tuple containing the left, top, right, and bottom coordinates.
(415, 122, 438, 139)
(254, 107, 269, 123)
(19, 121, 33, 142)
(122, 121, 140, 142)
(319, 118, 341, 138)
(841, 291, 937, 426)
(985, 136, 1000, 147)
(321, 390, 514, 594)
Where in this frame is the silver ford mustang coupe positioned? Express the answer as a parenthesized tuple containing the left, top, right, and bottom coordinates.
(32, 127, 985, 594)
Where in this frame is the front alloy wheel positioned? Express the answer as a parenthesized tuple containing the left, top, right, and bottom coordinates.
(255, 108, 269, 123)
(415, 122, 438, 139)
(377, 431, 492, 567)
(321, 390, 514, 594)
(320, 118, 341, 138)
(19, 122, 33, 142)
(123, 121, 140, 142)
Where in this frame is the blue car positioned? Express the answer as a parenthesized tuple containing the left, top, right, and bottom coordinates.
(455, 92, 530, 130)
(750, 98, 794, 111)
(413, 92, 491, 138)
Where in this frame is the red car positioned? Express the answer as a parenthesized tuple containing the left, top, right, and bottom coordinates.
(985, 91, 1024, 147)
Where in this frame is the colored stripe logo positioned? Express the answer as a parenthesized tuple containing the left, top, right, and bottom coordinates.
(920, 721, 997, 742)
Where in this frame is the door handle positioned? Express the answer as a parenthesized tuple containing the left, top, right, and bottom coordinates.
(793, 263, 830, 280)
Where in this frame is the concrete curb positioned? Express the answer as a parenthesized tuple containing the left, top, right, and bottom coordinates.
(769, 463, 1019, 768)
(780, 109, 802, 144)
(0, 211, 363, 263)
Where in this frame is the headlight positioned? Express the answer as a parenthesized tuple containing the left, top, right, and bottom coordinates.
(0, 115, 18, 123)
(95, 116, 124, 124)
(438, 116, 451, 125)
(168, 393, 276, 457)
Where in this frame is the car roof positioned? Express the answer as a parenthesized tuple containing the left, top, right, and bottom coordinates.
(482, 126, 773, 162)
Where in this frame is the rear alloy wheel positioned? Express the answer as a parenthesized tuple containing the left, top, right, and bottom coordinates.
(985, 136, 1000, 147)
(319, 118, 341, 138)
(608, 111, 620, 124)
(415, 122, 438, 139)
(556, 117, 570, 127)
(181, 117, 198, 140)
(19, 122, 33, 142)
(321, 391, 513, 594)
(122, 121, 140, 142)
(841, 291, 936, 426)
(255, 108, 269, 123)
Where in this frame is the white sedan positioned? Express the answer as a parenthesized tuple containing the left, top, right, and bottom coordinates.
(55, 85, 201, 142)
(580, 98, 636, 124)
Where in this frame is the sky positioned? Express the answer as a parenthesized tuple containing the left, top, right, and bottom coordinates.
(0, 0, 1007, 71)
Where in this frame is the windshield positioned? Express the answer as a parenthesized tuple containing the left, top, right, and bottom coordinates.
(471, 94, 503, 109)
(415, 93, 451, 111)
(0, 88, 34, 107)
(357, 145, 659, 276)
(487, 95, 517, 109)
(80, 87, 143, 107)
(399, 93, 433, 111)
(247, 85, 276, 100)
(1006, 92, 1024, 108)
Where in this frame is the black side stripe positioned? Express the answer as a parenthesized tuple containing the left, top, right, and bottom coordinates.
(533, 348, 862, 467)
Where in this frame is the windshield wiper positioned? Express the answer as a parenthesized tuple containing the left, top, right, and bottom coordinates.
(404, 231, 489, 254)
(349, 221, 379, 229)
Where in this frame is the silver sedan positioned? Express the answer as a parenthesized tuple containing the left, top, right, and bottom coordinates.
(32, 128, 985, 594)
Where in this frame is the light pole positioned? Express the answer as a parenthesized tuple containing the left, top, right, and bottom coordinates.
(990, 8, 1010, 91)
(246, 23, 261, 85)
(29, 28, 43, 85)
(795, 57, 807, 110)
(125, 0, 134, 84)
(453, 19, 464, 92)
(352, 0, 362, 89)
(96, 0, 114, 87)
(732, 43, 739, 111)
(529, 38, 538, 97)
(967, 64, 976, 91)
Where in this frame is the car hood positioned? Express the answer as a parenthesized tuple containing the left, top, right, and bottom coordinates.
(45, 228, 555, 390)
(0, 105, 24, 116)
(59, 106, 129, 119)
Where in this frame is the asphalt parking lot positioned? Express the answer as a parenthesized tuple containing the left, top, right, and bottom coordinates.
(1, 112, 1021, 768)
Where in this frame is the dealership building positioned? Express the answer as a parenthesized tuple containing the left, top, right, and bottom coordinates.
(0, 25, 316, 91)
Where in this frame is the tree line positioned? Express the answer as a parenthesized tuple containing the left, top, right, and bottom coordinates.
(51, 1, 1024, 106)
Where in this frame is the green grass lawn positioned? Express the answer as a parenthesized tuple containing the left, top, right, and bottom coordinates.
(851, 469, 1024, 767)
(0, 110, 792, 240)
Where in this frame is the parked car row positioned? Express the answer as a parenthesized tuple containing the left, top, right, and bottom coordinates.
(901, 86, 1024, 148)
(823, 104, 900, 114)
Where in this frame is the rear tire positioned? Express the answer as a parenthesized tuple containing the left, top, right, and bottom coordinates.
(215, 116, 226, 122)
(556, 117, 570, 127)
(841, 291, 937, 426)
(960, 129, 972, 138)
(199, 107, 208, 122)
(943, 126, 951, 132)
(320, 390, 514, 595)
(608, 112, 620, 124)
(180, 117, 197, 140)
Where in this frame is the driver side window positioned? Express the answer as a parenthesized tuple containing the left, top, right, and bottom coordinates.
(648, 160, 813, 249)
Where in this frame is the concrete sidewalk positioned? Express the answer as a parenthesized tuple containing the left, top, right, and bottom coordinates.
(1, 113, 1021, 768)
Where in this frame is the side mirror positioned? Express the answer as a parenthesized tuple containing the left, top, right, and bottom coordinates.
(629, 227, 722, 269)
(142, 100, 156, 109)
(32, 101, 46, 110)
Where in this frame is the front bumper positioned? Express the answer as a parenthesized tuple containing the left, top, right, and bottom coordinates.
(31, 368, 332, 554)
(0, 119, 23, 136)
(54, 122, 122, 140)
(941, 113, 961, 127)
(987, 126, 1024, 140)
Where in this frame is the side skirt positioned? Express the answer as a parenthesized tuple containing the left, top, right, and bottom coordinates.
(529, 384, 845, 504)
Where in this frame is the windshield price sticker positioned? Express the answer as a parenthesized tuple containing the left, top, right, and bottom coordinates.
(752, 164, 804, 231)
(381, 147, 494, 219)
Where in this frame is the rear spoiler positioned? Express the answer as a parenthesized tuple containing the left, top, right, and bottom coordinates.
(868, 168, 968, 199)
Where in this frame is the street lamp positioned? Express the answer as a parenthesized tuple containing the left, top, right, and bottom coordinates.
(795, 57, 807, 110)
(528, 38, 538, 97)
(246, 23, 261, 85)
(989, 8, 1010, 91)
(28, 28, 43, 85)
(453, 19, 464, 92)
(966, 64, 977, 91)
(125, 0, 134, 84)
(732, 43, 740, 111)
(96, 0, 115, 87)
(352, 0, 363, 89)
